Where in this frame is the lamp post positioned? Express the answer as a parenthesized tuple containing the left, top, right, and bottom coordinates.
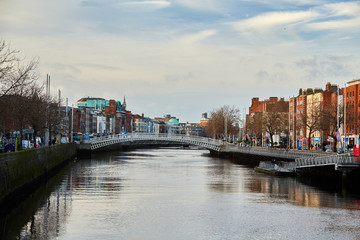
(344, 83, 347, 151)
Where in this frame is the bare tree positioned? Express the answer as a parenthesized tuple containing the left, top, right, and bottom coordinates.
(26, 88, 47, 147)
(206, 105, 240, 139)
(299, 104, 321, 150)
(247, 112, 263, 142)
(262, 100, 289, 147)
(0, 40, 39, 99)
(319, 103, 343, 152)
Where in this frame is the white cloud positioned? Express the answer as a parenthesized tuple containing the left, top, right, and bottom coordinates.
(319, 2, 360, 17)
(231, 11, 320, 33)
(177, 30, 217, 44)
(304, 2, 360, 31)
(172, 0, 222, 12)
(119, 1, 171, 9)
(306, 17, 360, 31)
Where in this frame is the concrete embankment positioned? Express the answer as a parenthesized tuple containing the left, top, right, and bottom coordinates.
(0, 143, 77, 211)
(210, 148, 286, 166)
(211, 147, 360, 188)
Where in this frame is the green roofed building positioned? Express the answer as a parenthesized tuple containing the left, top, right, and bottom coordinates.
(76, 97, 125, 112)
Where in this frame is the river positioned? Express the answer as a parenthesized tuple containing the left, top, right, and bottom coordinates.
(1, 147, 360, 239)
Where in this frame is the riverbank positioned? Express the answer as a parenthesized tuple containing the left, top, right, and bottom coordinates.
(0, 143, 77, 213)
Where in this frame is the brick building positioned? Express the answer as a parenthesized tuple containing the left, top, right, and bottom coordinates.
(343, 79, 360, 147)
(289, 82, 339, 149)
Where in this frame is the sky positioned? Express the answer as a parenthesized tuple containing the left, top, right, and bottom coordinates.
(1, 0, 359, 123)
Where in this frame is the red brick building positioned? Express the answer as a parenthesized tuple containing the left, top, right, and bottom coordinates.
(289, 82, 339, 149)
(342, 79, 360, 147)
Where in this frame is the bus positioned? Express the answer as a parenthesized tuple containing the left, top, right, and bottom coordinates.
(73, 132, 83, 143)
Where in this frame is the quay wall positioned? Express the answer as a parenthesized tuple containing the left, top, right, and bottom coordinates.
(210, 149, 288, 166)
(0, 143, 77, 210)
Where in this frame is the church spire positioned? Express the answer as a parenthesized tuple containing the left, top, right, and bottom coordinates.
(123, 96, 126, 110)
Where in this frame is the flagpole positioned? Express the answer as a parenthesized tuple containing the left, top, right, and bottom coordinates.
(344, 83, 347, 150)
(337, 85, 339, 150)
(289, 96, 291, 149)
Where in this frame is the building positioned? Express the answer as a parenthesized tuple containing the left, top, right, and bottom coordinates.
(343, 79, 360, 147)
(290, 82, 339, 150)
(200, 113, 209, 127)
(247, 97, 289, 146)
(72, 97, 134, 136)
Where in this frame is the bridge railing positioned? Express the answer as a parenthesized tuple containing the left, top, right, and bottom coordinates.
(295, 154, 356, 168)
(91, 133, 224, 148)
(224, 145, 331, 160)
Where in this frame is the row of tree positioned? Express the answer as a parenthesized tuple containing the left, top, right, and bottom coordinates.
(0, 40, 61, 147)
(205, 100, 343, 152)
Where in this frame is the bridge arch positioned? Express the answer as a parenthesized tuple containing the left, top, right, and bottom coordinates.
(86, 134, 224, 152)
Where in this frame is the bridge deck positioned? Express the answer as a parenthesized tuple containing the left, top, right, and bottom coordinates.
(88, 134, 224, 152)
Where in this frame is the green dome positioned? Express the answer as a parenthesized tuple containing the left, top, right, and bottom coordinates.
(168, 118, 179, 124)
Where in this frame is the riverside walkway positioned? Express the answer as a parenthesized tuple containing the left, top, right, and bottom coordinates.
(224, 145, 360, 172)
(223, 145, 332, 161)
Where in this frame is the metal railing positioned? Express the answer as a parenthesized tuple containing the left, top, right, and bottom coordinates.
(295, 154, 357, 168)
(224, 145, 331, 160)
(89, 133, 224, 151)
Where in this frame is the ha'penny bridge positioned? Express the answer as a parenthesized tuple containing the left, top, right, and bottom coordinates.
(78, 133, 223, 152)
(77, 133, 360, 175)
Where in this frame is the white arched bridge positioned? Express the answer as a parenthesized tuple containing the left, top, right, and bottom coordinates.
(79, 133, 224, 152)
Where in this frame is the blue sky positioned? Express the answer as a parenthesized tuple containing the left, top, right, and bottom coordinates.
(1, 0, 359, 122)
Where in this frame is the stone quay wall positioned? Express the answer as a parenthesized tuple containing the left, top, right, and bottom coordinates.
(0, 143, 77, 208)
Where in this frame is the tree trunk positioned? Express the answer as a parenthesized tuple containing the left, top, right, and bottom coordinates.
(270, 133, 274, 147)
(333, 137, 338, 152)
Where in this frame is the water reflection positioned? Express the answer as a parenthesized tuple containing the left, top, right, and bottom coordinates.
(207, 159, 240, 193)
(248, 172, 360, 210)
(0, 164, 73, 240)
(1, 148, 360, 240)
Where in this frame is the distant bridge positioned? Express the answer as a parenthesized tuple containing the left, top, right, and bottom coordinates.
(81, 133, 224, 152)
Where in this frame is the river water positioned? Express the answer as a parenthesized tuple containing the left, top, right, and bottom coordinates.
(2, 147, 360, 240)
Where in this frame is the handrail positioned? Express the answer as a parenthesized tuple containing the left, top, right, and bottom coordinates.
(88, 133, 224, 151)
(295, 154, 355, 168)
(224, 145, 332, 160)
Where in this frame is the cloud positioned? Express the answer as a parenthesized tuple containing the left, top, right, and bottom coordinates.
(242, 0, 326, 6)
(177, 29, 217, 44)
(295, 55, 353, 81)
(306, 17, 360, 31)
(305, 2, 360, 31)
(118, 0, 171, 10)
(172, 0, 222, 13)
(231, 11, 320, 33)
(319, 1, 360, 17)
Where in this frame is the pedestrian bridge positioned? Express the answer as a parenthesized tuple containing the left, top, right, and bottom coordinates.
(83, 133, 224, 152)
